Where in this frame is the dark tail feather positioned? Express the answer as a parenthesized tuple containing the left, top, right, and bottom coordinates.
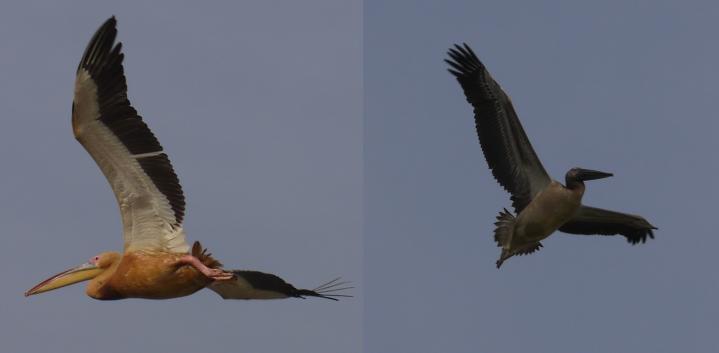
(494, 208, 516, 248)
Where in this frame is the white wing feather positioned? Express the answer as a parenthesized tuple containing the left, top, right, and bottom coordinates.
(72, 19, 189, 253)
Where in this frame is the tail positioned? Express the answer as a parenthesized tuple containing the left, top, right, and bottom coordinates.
(191, 241, 223, 269)
(494, 209, 516, 269)
(297, 277, 354, 301)
(494, 208, 516, 249)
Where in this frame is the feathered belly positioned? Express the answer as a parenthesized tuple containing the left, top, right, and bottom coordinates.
(105, 251, 210, 299)
(515, 185, 581, 243)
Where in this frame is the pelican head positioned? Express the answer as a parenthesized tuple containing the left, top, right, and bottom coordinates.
(25, 252, 120, 297)
(565, 167, 613, 189)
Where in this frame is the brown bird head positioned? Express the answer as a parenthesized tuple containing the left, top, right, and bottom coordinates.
(25, 251, 120, 297)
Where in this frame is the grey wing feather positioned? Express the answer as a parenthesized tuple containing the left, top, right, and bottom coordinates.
(559, 205, 657, 244)
(446, 43, 550, 212)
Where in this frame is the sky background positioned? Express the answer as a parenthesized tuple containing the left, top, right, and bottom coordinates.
(0, 1, 361, 353)
(2, 1, 719, 353)
(365, 1, 718, 353)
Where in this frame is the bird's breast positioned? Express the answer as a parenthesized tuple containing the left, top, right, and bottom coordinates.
(101, 251, 210, 300)
(515, 182, 582, 242)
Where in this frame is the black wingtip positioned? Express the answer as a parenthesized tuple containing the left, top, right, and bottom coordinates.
(96, 16, 116, 29)
(628, 227, 656, 245)
(78, 17, 121, 73)
(298, 277, 354, 301)
(297, 290, 339, 301)
(637, 222, 658, 243)
(445, 42, 483, 78)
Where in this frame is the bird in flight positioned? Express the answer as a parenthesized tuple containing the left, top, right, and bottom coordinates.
(445, 43, 656, 268)
(25, 17, 350, 301)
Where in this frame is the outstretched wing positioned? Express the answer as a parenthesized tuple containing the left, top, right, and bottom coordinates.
(208, 271, 351, 301)
(72, 17, 188, 253)
(559, 205, 657, 244)
(446, 43, 551, 212)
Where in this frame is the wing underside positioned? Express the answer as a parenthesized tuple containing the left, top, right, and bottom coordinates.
(72, 17, 188, 253)
(559, 205, 657, 244)
(446, 43, 551, 212)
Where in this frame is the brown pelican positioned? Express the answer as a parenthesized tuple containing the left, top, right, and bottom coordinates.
(445, 43, 656, 268)
(25, 17, 351, 301)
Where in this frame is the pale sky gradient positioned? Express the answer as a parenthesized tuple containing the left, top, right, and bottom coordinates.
(0, 1, 361, 353)
(3, 1, 718, 353)
(365, 1, 718, 352)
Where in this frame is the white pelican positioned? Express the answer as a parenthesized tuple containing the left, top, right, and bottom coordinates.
(25, 17, 350, 300)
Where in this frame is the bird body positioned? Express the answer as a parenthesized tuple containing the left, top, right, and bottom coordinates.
(495, 181, 583, 267)
(515, 181, 583, 243)
(107, 252, 205, 300)
(87, 246, 213, 300)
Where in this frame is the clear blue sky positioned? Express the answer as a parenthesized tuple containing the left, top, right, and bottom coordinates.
(0, 1, 361, 353)
(365, 1, 718, 352)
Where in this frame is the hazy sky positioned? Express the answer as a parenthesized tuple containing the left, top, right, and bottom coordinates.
(365, 1, 718, 352)
(0, 1, 361, 353)
(2, 1, 718, 353)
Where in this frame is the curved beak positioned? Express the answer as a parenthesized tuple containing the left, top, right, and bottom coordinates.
(25, 262, 102, 297)
(577, 168, 613, 181)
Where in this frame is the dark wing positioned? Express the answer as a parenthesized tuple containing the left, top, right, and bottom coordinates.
(559, 205, 657, 244)
(446, 43, 551, 212)
(208, 271, 351, 301)
(73, 17, 188, 253)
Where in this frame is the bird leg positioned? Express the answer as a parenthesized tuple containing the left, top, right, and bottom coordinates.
(178, 255, 234, 281)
